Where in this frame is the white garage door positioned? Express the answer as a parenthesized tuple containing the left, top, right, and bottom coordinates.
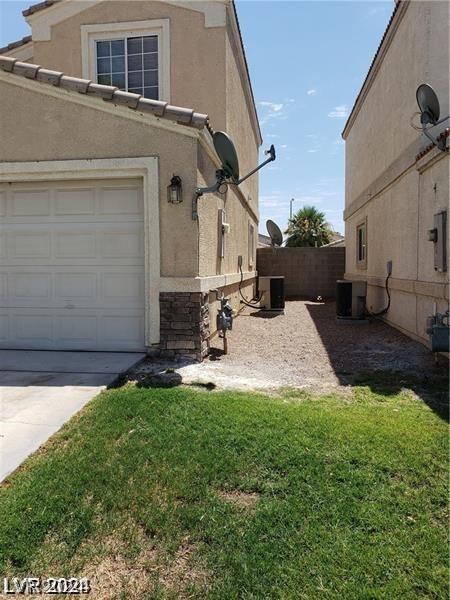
(0, 178, 146, 351)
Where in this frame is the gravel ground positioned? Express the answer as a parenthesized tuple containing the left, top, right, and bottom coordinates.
(131, 300, 447, 392)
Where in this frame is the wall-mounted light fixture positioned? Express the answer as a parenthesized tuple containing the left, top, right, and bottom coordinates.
(167, 175, 182, 204)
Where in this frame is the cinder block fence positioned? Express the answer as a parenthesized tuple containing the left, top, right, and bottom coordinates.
(257, 247, 345, 298)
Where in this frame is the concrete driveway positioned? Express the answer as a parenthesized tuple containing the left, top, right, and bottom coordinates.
(0, 350, 145, 482)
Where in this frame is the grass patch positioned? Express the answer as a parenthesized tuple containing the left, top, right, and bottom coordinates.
(0, 383, 448, 598)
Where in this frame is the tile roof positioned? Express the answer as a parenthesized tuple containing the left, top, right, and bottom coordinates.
(0, 35, 32, 55)
(0, 55, 210, 130)
(23, 0, 60, 17)
(415, 129, 449, 160)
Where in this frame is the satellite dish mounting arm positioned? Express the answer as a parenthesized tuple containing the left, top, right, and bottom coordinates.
(235, 145, 276, 186)
(192, 144, 276, 220)
(192, 169, 227, 220)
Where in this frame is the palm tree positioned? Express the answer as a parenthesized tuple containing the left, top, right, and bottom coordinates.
(285, 205, 333, 247)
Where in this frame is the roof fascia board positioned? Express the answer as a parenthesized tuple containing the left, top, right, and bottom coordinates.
(342, 0, 409, 139)
(0, 69, 200, 139)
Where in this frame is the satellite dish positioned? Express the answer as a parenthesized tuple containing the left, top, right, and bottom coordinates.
(266, 219, 283, 247)
(416, 83, 440, 125)
(213, 131, 240, 183)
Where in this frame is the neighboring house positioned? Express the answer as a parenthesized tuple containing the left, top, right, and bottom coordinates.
(258, 233, 272, 247)
(321, 237, 345, 248)
(0, 0, 262, 360)
(342, 0, 449, 347)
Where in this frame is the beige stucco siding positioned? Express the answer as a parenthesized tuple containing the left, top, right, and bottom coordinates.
(0, 77, 200, 278)
(344, 1, 449, 205)
(344, 1, 449, 348)
(225, 22, 259, 214)
(31, 1, 228, 131)
(197, 145, 258, 278)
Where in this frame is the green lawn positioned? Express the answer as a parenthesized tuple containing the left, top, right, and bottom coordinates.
(0, 381, 448, 599)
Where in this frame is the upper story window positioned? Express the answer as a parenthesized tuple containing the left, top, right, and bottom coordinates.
(96, 35, 158, 99)
(82, 20, 170, 102)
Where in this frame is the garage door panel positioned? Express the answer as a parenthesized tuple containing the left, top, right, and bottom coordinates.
(100, 230, 143, 259)
(0, 314, 9, 342)
(11, 273, 52, 300)
(99, 315, 144, 347)
(57, 315, 98, 347)
(55, 231, 97, 258)
(11, 190, 50, 216)
(56, 273, 96, 300)
(15, 314, 54, 345)
(99, 186, 142, 215)
(0, 178, 146, 351)
(0, 192, 6, 216)
(55, 188, 96, 215)
(10, 232, 51, 259)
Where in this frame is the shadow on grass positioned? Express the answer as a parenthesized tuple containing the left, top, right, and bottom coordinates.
(305, 301, 449, 422)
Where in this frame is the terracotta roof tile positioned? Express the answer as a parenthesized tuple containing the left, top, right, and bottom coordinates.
(0, 35, 32, 55)
(0, 55, 210, 130)
(415, 129, 449, 160)
(23, 0, 60, 17)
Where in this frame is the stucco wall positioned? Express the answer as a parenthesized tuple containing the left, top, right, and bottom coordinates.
(197, 145, 258, 278)
(257, 247, 345, 299)
(0, 77, 200, 278)
(25, 0, 261, 282)
(344, 1, 449, 347)
(31, 0, 228, 132)
(224, 20, 259, 214)
(344, 1, 449, 206)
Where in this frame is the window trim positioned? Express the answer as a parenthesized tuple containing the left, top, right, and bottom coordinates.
(248, 221, 255, 269)
(356, 218, 367, 269)
(81, 19, 170, 102)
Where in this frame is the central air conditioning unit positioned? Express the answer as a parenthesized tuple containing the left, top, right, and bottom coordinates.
(336, 280, 367, 320)
(258, 276, 285, 312)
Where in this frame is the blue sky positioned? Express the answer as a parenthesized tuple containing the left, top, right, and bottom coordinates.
(0, 0, 393, 234)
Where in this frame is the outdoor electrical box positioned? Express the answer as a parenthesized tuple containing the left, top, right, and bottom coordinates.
(429, 211, 447, 272)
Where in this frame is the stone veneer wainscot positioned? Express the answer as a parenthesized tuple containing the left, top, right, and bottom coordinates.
(159, 292, 210, 361)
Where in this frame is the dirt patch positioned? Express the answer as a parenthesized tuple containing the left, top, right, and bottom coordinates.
(131, 300, 446, 394)
(217, 489, 261, 509)
(158, 539, 210, 595)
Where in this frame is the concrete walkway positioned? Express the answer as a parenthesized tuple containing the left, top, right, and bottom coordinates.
(0, 350, 145, 482)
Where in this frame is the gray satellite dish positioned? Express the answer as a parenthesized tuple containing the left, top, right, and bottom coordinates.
(213, 131, 240, 183)
(266, 219, 283, 247)
(416, 83, 440, 125)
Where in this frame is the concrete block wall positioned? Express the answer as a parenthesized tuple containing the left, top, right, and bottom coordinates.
(257, 247, 345, 298)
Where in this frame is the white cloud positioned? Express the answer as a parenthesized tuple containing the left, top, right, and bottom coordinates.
(328, 105, 349, 119)
(307, 89, 317, 96)
(265, 133, 280, 139)
(279, 144, 288, 149)
(258, 100, 291, 126)
(307, 149, 319, 153)
(259, 101, 284, 112)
